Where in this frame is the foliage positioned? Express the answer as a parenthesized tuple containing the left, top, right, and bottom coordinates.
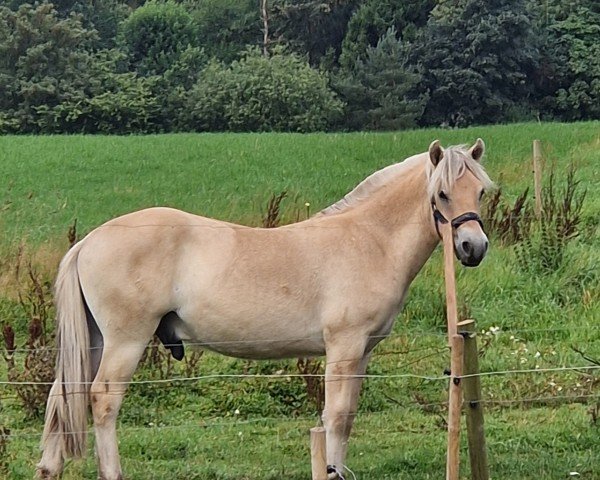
(539, 2, 600, 119)
(334, 27, 427, 130)
(514, 163, 586, 274)
(0, 1, 599, 132)
(190, 0, 261, 63)
(483, 187, 533, 245)
(271, 0, 359, 66)
(187, 48, 344, 132)
(412, 0, 540, 126)
(339, 0, 434, 70)
(75, 0, 131, 49)
(0, 2, 97, 133)
(118, 0, 200, 76)
(2, 261, 54, 419)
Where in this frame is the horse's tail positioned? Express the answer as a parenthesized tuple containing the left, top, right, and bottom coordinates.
(41, 240, 90, 460)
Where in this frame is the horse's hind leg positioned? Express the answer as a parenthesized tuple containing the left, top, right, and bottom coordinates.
(90, 340, 148, 480)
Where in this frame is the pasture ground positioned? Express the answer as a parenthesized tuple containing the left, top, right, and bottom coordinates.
(0, 122, 598, 478)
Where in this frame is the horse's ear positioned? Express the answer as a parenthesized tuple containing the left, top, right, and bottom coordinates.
(429, 140, 444, 166)
(469, 138, 485, 162)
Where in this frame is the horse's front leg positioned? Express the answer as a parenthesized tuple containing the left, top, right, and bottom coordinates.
(323, 341, 370, 480)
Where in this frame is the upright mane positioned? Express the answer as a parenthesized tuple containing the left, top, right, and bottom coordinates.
(427, 145, 493, 199)
(317, 154, 424, 216)
(318, 144, 493, 217)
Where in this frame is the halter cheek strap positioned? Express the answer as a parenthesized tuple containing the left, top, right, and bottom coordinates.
(431, 202, 484, 239)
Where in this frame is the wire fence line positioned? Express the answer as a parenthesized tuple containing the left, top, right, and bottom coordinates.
(1, 365, 597, 387)
(1, 393, 598, 441)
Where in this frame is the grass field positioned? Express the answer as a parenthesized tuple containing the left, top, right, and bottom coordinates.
(0, 122, 598, 479)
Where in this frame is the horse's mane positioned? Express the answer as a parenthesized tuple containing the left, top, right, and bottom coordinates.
(318, 145, 493, 217)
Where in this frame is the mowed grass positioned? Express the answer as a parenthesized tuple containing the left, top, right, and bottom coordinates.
(0, 122, 598, 479)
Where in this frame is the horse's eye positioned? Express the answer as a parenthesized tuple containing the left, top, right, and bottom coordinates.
(439, 191, 449, 201)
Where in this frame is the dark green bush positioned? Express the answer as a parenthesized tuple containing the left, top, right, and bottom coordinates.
(118, 0, 200, 77)
(187, 48, 344, 132)
(0, 2, 97, 133)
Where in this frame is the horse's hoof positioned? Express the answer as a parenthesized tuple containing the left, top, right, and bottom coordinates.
(327, 465, 345, 480)
(36, 467, 57, 479)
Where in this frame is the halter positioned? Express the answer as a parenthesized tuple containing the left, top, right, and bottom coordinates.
(431, 201, 484, 239)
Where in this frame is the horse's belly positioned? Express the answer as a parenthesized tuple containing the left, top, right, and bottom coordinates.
(176, 310, 326, 360)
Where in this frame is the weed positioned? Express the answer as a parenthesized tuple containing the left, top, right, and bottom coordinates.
(2, 261, 54, 419)
(296, 357, 324, 415)
(483, 186, 533, 245)
(514, 163, 586, 275)
(262, 191, 287, 228)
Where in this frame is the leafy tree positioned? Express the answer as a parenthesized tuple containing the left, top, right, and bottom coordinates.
(271, 0, 359, 66)
(339, 0, 434, 70)
(0, 3, 162, 133)
(334, 27, 427, 130)
(118, 0, 200, 76)
(77, 0, 131, 49)
(187, 48, 344, 132)
(191, 0, 261, 63)
(51, 50, 161, 134)
(413, 0, 540, 126)
(536, 1, 600, 119)
(0, 2, 97, 132)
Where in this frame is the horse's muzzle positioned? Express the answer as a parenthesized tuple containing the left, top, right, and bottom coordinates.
(455, 235, 489, 267)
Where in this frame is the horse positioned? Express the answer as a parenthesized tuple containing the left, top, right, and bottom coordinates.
(37, 139, 493, 480)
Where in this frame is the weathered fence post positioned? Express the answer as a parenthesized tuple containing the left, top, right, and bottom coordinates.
(441, 222, 464, 480)
(458, 319, 490, 480)
(310, 426, 327, 480)
(533, 140, 543, 218)
(447, 333, 465, 480)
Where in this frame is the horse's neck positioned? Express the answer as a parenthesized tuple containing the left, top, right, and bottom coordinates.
(346, 164, 439, 281)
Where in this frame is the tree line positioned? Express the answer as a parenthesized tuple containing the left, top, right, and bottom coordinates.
(0, 0, 598, 134)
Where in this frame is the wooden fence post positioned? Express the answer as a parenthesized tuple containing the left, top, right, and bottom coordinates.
(533, 140, 543, 218)
(458, 320, 489, 480)
(310, 426, 327, 480)
(447, 333, 465, 480)
(441, 221, 464, 480)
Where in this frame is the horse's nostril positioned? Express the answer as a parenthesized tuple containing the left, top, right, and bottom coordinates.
(462, 241, 472, 255)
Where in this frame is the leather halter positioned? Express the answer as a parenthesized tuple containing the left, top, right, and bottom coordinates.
(431, 201, 484, 239)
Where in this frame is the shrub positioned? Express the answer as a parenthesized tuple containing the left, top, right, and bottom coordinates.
(187, 48, 344, 132)
(118, 0, 200, 76)
(0, 2, 97, 133)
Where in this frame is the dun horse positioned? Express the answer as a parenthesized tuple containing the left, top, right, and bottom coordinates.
(38, 139, 492, 479)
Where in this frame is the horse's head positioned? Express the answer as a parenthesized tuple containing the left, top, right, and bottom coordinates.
(428, 138, 493, 267)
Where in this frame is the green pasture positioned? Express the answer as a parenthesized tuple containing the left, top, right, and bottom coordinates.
(0, 122, 598, 245)
(0, 122, 598, 478)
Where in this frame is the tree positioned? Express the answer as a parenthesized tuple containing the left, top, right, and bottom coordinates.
(0, 3, 97, 132)
(339, 0, 435, 71)
(536, 1, 600, 119)
(334, 27, 427, 130)
(191, 0, 262, 63)
(412, 0, 540, 126)
(118, 0, 200, 76)
(187, 48, 344, 132)
(271, 0, 359, 66)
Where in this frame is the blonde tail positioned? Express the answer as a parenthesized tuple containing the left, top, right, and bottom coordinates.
(40, 240, 90, 461)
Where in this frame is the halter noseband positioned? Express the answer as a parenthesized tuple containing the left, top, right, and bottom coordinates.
(431, 201, 484, 239)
